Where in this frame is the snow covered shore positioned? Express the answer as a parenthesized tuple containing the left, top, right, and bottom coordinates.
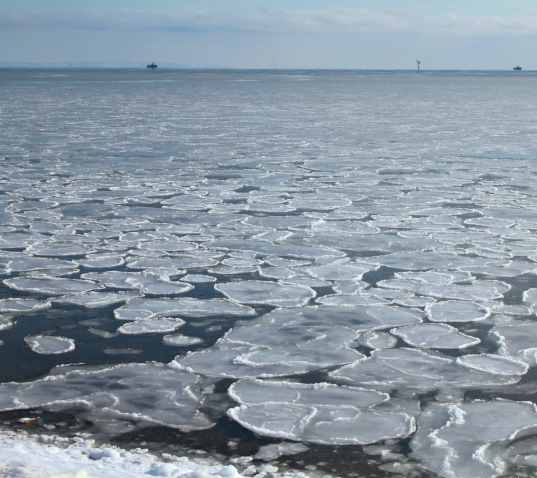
(0, 430, 312, 478)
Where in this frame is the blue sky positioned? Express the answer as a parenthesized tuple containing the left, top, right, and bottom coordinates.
(1, 0, 536, 69)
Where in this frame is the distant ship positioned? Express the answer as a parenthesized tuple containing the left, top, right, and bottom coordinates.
(513, 66, 522, 71)
(147, 63, 158, 70)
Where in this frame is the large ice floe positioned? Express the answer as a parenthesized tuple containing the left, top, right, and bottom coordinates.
(3, 69, 537, 477)
(227, 380, 415, 445)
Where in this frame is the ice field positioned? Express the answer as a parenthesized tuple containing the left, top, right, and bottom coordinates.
(1, 69, 537, 477)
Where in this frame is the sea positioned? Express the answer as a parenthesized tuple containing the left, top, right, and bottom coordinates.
(1, 68, 537, 478)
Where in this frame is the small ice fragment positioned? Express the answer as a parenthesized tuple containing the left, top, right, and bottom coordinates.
(87, 328, 118, 339)
(456, 354, 529, 376)
(391, 324, 480, 350)
(356, 331, 398, 350)
(0, 317, 14, 331)
(182, 274, 217, 283)
(215, 281, 316, 307)
(254, 443, 310, 461)
(163, 334, 203, 346)
(117, 318, 185, 335)
(427, 301, 490, 323)
(0, 299, 51, 314)
(103, 347, 143, 355)
(24, 335, 75, 354)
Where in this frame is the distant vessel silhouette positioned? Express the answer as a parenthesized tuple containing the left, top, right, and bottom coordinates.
(147, 63, 158, 70)
(513, 66, 522, 71)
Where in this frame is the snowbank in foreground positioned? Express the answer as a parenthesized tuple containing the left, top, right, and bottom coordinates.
(0, 430, 311, 478)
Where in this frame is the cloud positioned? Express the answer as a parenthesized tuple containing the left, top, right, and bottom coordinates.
(0, 8, 536, 37)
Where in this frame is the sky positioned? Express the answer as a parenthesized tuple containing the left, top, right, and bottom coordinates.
(1, 0, 536, 69)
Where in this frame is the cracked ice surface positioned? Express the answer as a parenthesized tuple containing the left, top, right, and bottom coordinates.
(0, 363, 214, 431)
(227, 380, 415, 445)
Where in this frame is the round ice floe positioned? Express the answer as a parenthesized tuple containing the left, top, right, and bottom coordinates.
(427, 301, 490, 323)
(391, 324, 480, 350)
(117, 318, 185, 335)
(331, 348, 520, 391)
(215, 281, 316, 308)
(254, 443, 310, 461)
(53, 291, 141, 308)
(227, 380, 415, 445)
(76, 254, 125, 269)
(316, 294, 390, 307)
(0, 298, 51, 314)
(394, 297, 436, 308)
(182, 274, 217, 283)
(356, 331, 398, 350)
(23, 335, 75, 354)
(163, 334, 203, 346)
(26, 241, 93, 257)
(289, 197, 351, 210)
(87, 327, 118, 339)
(114, 298, 255, 321)
(139, 241, 197, 252)
(456, 354, 529, 376)
(305, 263, 372, 281)
(0, 363, 214, 431)
(3, 277, 103, 296)
(411, 401, 537, 478)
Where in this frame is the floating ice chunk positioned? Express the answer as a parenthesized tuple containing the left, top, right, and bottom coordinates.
(174, 306, 421, 379)
(491, 319, 537, 365)
(456, 354, 529, 376)
(139, 241, 198, 252)
(356, 331, 398, 349)
(163, 334, 203, 346)
(427, 301, 491, 323)
(76, 255, 125, 269)
(421, 280, 510, 301)
(26, 241, 93, 257)
(126, 256, 219, 270)
(103, 347, 142, 355)
(3, 277, 103, 296)
(523, 288, 537, 310)
(394, 296, 436, 308)
(23, 335, 75, 354)
(331, 280, 367, 294)
(0, 317, 13, 331)
(491, 304, 531, 316)
(311, 220, 380, 235)
(4, 257, 78, 273)
(182, 274, 217, 283)
(252, 230, 293, 242)
(289, 197, 351, 210)
(0, 298, 51, 314)
(331, 348, 520, 392)
(411, 401, 537, 478)
(258, 267, 296, 280)
(254, 443, 309, 461)
(316, 294, 390, 307)
(366, 288, 411, 300)
(209, 263, 260, 274)
(215, 281, 316, 308)
(87, 327, 118, 338)
(229, 379, 389, 408)
(282, 277, 332, 288)
(264, 256, 311, 268)
(81, 271, 193, 295)
(305, 263, 373, 281)
(0, 363, 214, 431)
(115, 298, 255, 321)
(363, 252, 471, 271)
(465, 216, 515, 228)
(395, 270, 473, 285)
(391, 324, 480, 349)
(117, 318, 185, 335)
(227, 380, 414, 445)
(53, 291, 141, 308)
